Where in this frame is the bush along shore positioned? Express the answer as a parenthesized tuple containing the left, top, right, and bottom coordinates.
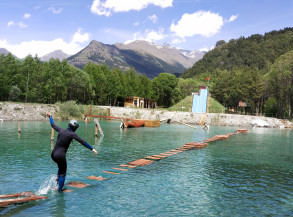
(0, 102, 291, 128)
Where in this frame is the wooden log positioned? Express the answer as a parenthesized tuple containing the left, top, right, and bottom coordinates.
(95, 125, 98, 137)
(66, 181, 90, 188)
(119, 164, 137, 168)
(51, 128, 54, 141)
(237, 129, 248, 133)
(103, 171, 120, 175)
(159, 153, 175, 156)
(193, 143, 208, 148)
(170, 149, 183, 153)
(0, 192, 32, 199)
(94, 118, 104, 136)
(128, 159, 153, 166)
(86, 175, 107, 181)
(145, 156, 161, 160)
(0, 192, 47, 207)
(152, 155, 168, 159)
(176, 147, 189, 151)
(164, 151, 178, 154)
(144, 120, 160, 127)
(113, 167, 128, 171)
(173, 120, 197, 129)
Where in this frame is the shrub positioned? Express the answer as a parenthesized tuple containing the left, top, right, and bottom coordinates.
(56, 101, 83, 120)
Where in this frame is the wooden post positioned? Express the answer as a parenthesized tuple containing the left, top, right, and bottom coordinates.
(94, 118, 104, 136)
(95, 124, 98, 137)
(51, 128, 54, 141)
(18, 123, 21, 133)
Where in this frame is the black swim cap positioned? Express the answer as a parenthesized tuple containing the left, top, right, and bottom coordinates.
(68, 120, 79, 132)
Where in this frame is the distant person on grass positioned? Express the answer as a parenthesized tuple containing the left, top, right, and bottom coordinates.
(46, 112, 98, 191)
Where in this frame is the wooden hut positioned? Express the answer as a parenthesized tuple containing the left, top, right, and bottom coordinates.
(124, 96, 156, 109)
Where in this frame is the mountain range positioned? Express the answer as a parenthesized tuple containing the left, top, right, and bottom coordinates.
(68, 40, 205, 78)
(40, 50, 70, 62)
(0, 40, 205, 78)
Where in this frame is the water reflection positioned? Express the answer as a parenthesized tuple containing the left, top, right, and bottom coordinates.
(51, 193, 66, 217)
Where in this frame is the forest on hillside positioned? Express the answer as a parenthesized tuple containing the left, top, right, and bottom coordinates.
(1, 28, 293, 118)
(182, 27, 293, 118)
(0, 54, 205, 109)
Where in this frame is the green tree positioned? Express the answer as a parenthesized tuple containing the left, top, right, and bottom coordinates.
(137, 74, 153, 99)
(264, 97, 278, 117)
(177, 78, 200, 99)
(40, 59, 68, 103)
(0, 53, 18, 100)
(124, 68, 140, 97)
(66, 66, 92, 104)
(84, 63, 110, 104)
(19, 55, 41, 102)
(152, 73, 179, 107)
(9, 85, 21, 101)
(266, 50, 293, 118)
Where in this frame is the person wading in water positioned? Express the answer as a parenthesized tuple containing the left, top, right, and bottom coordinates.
(46, 112, 98, 191)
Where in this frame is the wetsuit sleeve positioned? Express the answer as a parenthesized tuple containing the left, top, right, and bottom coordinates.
(49, 116, 62, 132)
(73, 133, 93, 150)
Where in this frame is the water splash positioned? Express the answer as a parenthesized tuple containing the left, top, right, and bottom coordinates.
(36, 174, 58, 195)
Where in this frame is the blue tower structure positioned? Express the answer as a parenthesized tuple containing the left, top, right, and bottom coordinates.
(191, 86, 208, 113)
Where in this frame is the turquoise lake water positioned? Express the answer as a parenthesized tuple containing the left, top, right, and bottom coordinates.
(1, 120, 293, 216)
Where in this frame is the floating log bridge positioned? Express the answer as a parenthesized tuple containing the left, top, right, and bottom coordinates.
(66, 181, 90, 188)
(86, 175, 107, 181)
(172, 120, 197, 129)
(2, 127, 245, 205)
(0, 192, 47, 207)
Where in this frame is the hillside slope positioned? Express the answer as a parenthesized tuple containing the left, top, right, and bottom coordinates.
(182, 27, 293, 78)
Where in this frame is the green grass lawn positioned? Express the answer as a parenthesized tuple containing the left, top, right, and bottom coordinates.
(168, 95, 225, 113)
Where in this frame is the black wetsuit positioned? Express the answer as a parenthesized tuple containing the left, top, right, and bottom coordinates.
(49, 116, 93, 190)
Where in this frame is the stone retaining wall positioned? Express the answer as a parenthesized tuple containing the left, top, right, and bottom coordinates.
(0, 102, 291, 128)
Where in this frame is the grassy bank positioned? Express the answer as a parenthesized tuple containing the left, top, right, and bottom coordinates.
(56, 101, 108, 120)
(168, 96, 225, 113)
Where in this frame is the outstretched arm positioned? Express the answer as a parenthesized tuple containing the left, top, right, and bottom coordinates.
(73, 134, 98, 154)
(46, 112, 62, 132)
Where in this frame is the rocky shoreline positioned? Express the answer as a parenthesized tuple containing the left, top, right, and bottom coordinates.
(0, 102, 291, 128)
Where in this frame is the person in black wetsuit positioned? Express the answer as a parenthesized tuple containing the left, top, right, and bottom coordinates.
(46, 112, 98, 191)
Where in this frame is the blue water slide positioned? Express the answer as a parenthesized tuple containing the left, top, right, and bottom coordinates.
(192, 88, 208, 113)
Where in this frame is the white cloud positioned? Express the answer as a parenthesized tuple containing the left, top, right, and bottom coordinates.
(170, 10, 224, 38)
(171, 38, 185, 45)
(72, 28, 90, 43)
(227, 14, 238, 22)
(145, 29, 165, 41)
(133, 22, 139, 26)
(148, 14, 158, 24)
(199, 47, 209, 52)
(18, 22, 27, 28)
(0, 29, 91, 58)
(24, 13, 31, 19)
(7, 21, 15, 27)
(48, 6, 63, 14)
(7, 21, 27, 28)
(125, 28, 166, 44)
(91, 0, 173, 16)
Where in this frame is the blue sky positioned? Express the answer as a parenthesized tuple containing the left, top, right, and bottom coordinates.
(0, 0, 292, 58)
